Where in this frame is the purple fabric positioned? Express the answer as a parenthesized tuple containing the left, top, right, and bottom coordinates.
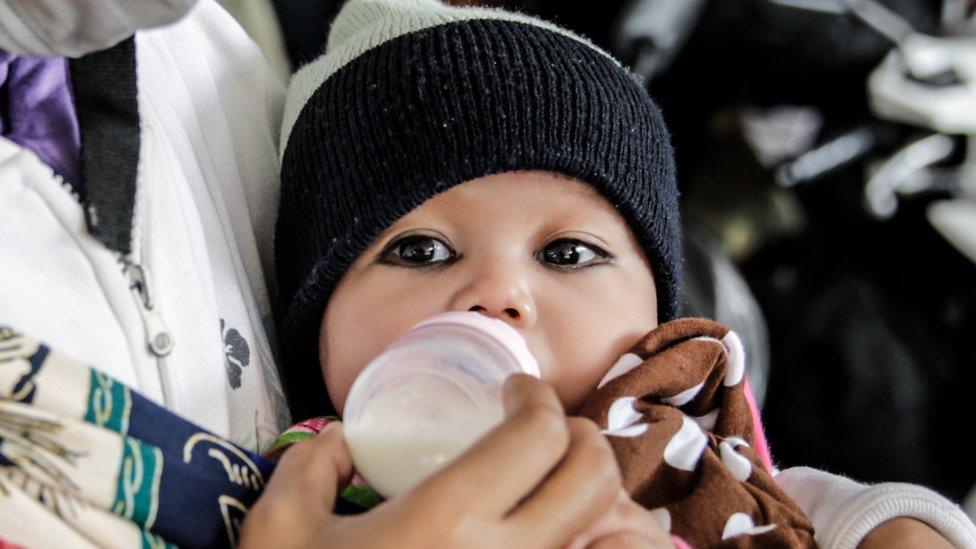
(0, 51, 80, 185)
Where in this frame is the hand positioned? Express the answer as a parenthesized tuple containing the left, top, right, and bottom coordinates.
(240, 374, 623, 548)
(858, 517, 953, 549)
(563, 490, 675, 549)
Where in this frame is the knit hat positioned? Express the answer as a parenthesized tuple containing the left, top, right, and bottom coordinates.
(276, 0, 682, 418)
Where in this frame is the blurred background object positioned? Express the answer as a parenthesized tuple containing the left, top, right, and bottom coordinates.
(270, 0, 342, 68)
(218, 0, 976, 520)
(648, 0, 976, 515)
(217, 0, 291, 81)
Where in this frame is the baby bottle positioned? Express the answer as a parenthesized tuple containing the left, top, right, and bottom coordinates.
(342, 311, 540, 498)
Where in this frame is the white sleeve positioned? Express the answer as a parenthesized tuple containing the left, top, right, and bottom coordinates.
(775, 466, 976, 549)
(0, 0, 197, 56)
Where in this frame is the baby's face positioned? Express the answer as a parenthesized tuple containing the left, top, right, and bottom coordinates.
(320, 170, 659, 414)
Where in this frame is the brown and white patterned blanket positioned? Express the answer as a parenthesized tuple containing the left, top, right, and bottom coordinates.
(579, 317, 816, 547)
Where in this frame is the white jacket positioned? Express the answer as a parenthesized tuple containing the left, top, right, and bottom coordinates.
(0, 1, 973, 547)
(0, 0, 290, 451)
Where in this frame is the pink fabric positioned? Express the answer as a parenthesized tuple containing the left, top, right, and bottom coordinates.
(285, 416, 331, 435)
(743, 380, 775, 474)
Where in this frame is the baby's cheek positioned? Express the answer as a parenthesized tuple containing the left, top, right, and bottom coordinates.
(549, 330, 650, 414)
(319, 326, 363, 415)
(550, 359, 614, 414)
(319, 344, 344, 413)
(322, 316, 425, 415)
(322, 347, 377, 415)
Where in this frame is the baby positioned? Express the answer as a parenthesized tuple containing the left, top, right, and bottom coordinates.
(269, 0, 973, 547)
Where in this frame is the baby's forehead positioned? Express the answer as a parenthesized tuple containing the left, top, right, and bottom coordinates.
(548, 172, 611, 202)
(384, 172, 621, 231)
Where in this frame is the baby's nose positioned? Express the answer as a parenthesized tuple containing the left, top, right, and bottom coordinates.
(449, 265, 538, 329)
(468, 304, 524, 323)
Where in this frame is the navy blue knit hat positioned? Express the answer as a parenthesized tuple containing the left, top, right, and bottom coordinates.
(276, 0, 682, 418)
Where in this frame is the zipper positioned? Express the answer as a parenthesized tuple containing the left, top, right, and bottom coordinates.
(121, 259, 174, 359)
(123, 122, 178, 406)
(51, 165, 175, 361)
(45, 154, 176, 404)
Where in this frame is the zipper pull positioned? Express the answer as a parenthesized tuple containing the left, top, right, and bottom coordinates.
(123, 261, 175, 357)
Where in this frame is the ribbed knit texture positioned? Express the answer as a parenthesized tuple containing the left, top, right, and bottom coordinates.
(279, 0, 618, 152)
(775, 466, 976, 548)
(824, 483, 976, 549)
(70, 36, 141, 255)
(276, 3, 681, 418)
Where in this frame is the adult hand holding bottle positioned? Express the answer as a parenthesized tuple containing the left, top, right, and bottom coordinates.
(240, 375, 672, 548)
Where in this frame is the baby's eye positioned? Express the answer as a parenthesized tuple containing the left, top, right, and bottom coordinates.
(381, 234, 455, 266)
(538, 239, 612, 270)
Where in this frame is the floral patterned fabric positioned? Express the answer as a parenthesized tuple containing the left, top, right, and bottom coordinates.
(0, 327, 275, 548)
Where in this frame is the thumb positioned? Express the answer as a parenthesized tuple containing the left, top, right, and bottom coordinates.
(263, 422, 354, 513)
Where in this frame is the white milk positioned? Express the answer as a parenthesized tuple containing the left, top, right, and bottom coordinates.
(341, 312, 541, 499)
(344, 429, 475, 497)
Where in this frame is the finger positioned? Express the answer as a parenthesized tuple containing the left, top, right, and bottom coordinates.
(570, 491, 674, 549)
(501, 373, 562, 418)
(563, 490, 632, 549)
(241, 423, 353, 547)
(260, 422, 354, 512)
(406, 374, 570, 518)
(588, 532, 666, 549)
(506, 417, 621, 547)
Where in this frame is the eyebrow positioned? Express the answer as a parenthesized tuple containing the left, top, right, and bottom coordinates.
(559, 191, 628, 228)
(379, 180, 628, 240)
